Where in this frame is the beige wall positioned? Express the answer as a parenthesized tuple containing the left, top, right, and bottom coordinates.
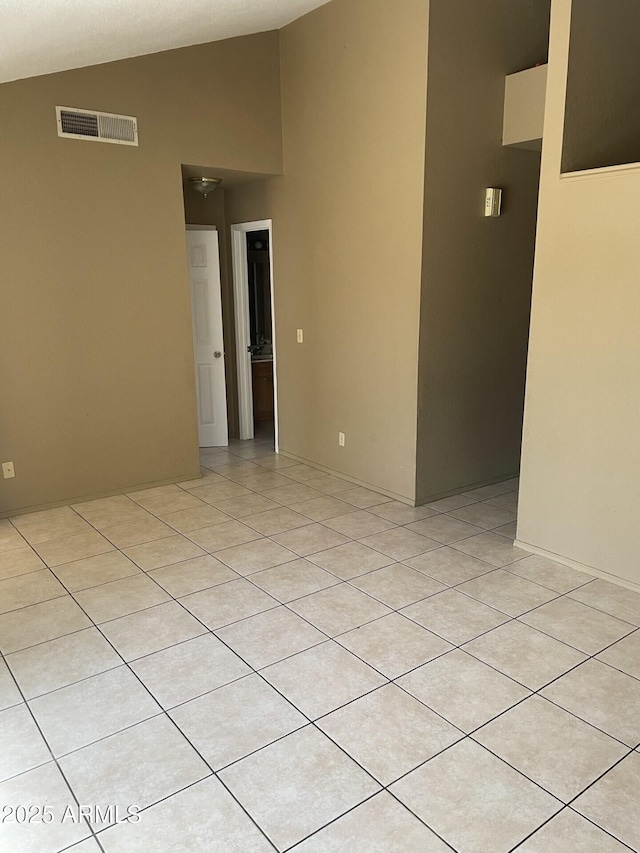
(0, 34, 282, 515)
(415, 0, 549, 502)
(518, 0, 640, 588)
(227, 0, 431, 501)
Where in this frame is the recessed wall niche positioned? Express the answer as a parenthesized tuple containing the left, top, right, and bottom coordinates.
(562, 0, 640, 174)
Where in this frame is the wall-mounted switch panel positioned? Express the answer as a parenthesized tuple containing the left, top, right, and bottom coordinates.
(338, 432, 346, 447)
(297, 329, 304, 343)
(485, 188, 503, 217)
(2, 461, 15, 479)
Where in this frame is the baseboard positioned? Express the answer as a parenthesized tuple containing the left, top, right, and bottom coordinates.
(414, 471, 520, 507)
(514, 538, 640, 595)
(1, 469, 202, 521)
(277, 449, 414, 506)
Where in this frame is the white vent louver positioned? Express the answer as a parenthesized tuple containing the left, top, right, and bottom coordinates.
(56, 106, 138, 146)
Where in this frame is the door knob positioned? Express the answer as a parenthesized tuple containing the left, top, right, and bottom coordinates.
(214, 351, 222, 358)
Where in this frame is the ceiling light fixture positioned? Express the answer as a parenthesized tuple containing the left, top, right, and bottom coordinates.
(188, 176, 222, 197)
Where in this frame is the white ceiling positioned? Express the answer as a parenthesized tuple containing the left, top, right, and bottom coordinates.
(0, 0, 332, 83)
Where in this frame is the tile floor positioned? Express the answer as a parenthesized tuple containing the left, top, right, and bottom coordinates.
(1, 436, 640, 851)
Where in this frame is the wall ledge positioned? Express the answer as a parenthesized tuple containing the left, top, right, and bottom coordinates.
(560, 160, 640, 182)
(514, 538, 640, 595)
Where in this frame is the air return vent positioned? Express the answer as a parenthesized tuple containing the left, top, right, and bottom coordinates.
(56, 106, 138, 146)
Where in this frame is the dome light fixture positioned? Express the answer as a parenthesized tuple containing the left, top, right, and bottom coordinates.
(189, 176, 222, 198)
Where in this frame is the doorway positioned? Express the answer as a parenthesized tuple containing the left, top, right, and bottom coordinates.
(231, 220, 278, 448)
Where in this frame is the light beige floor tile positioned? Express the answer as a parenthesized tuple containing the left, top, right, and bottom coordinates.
(391, 739, 560, 853)
(72, 495, 152, 528)
(17, 513, 94, 545)
(0, 658, 22, 710)
(0, 597, 91, 654)
(572, 752, 640, 851)
(126, 484, 183, 501)
(337, 487, 392, 509)
(255, 454, 303, 471)
(402, 588, 509, 644)
(368, 501, 439, 524)
(337, 613, 452, 679)
(60, 715, 210, 827)
(521, 596, 635, 654)
(0, 569, 66, 613)
(130, 633, 250, 709)
(52, 550, 141, 592)
(451, 531, 528, 567)
(187, 482, 253, 506)
(210, 493, 280, 519)
(475, 695, 626, 801)
(449, 502, 516, 530)
(280, 464, 326, 483)
(319, 684, 461, 784)
(0, 704, 51, 781)
(74, 574, 169, 623)
(597, 628, 640, 679)
(351, 564, 444, 609)
(123, 534, 206, 570)
(398, 649, 530, 732)
(210, 461, 264, 480)
(458, 569, 558, 617)
(288, 583, 391, 637)
(289, 495, 355, 521)
(170, 673, 307, 769)
(0, 762, 91, 852)
(272, 523, 349, 556)
(7, 627, 121, 698)
(0, 519, 27, 552)
(99, 775, 274, 853)
(230, 446, 275, 461)
(261, 482, 324, 505)
(322, 510, 396, 539)
(262, 641, 386, 719)
(179, 579, 278, 629)
(494, 521, 518, 539)
(213, 538, 298, 575)
(518, 808, 630, 852)
(11, 506, 82, 528)
(569, 579, 640, 626)
(307, 541, 394, 579)
(163, 506, 230, 533)
(359, 527, 440, 561)
(484, 491, 519, 512)
(100, 601, 207, 661)
(34, 531, 114, 568)
(426, 494, 478, 512)
(219, 726, 380, 851)
(187, 520, 261, 552)
(307, 474, 354, 494)
(462, 482, 514, 500)
(507, 554, 592, 593)
(464, 620, 587, 690)
(0, 547, 45, 581)
(293, 792, 452, 853)
(130, 490, 207, 515)
(30, 666, 161, 756)
(100, 516, 175, 548)
(230, 472, 294, 492)
(216, 606, 326, 669)
(406, 515, 484, 545)
(405, 546, 493, 586)
(250, 559, 339, 602)
(148, 554, 238, 597)
(242, 506, 310, 535)
(177, 469, 226, 489)
(542, 659, 640, 746)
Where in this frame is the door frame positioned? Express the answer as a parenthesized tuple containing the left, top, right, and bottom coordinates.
(230, 219, 278, 448)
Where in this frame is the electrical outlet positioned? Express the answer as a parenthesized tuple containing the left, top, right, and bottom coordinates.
(2, 461, 15, 479)
(338, 432, 345, 447)
(297, 329, 304, 343)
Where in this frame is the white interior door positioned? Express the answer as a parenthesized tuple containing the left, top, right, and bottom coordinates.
(186, 227, 228, 447)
